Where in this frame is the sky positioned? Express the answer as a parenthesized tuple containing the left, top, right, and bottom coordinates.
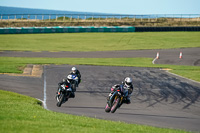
(0, 0, 200, 14)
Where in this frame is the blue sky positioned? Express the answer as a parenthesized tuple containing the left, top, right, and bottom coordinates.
(0, 0, 200, 14)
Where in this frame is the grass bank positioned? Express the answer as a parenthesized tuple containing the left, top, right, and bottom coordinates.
(0, 90, 190, 133)
(1, 57, 200, 82)
(0, 32, 200, 51)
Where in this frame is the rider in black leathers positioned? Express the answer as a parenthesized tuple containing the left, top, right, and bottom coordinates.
(66, 67, 81, 98)
(56, 75, 75, 98)
(69, 67, 81, 85)
(107, 77, 134, 104)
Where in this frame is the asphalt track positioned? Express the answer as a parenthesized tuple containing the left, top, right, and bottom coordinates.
(0, 48, 200, 132)
(1, 48, 200, 66)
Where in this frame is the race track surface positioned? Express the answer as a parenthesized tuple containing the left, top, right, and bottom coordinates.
(1, 48, 200, 66)
(0, 48, 200, 132)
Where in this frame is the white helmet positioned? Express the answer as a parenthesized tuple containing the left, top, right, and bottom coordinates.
(67, 75, 73, 82)
(72, 67, 77, 73)
(124, 77, 132, 87)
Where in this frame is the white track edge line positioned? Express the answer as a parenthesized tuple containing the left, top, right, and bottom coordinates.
(165, 70, 200, 84)
(152, 58, 200, 84)
(43, 66, 48, 109)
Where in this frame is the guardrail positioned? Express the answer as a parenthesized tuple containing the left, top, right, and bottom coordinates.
(1, 14, 200, 27)
(1, 14, 200, 21)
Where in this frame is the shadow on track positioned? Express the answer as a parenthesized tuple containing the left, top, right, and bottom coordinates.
(133, 71, 200, 109)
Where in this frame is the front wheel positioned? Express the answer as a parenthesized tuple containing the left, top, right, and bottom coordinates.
(105, 104, 111, 113)
(56, 93, 65, 107)
(110, 97, 120, 113)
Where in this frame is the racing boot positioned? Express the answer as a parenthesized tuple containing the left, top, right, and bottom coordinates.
(107, 92, 113, 102)
(55, 88, 61, 100)
(69, 91, 75, 98)
(123, 97, 131, 104)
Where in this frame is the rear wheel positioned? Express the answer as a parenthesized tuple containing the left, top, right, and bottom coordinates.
(72, 84, 76, 92)
(110, 97, 120, 113)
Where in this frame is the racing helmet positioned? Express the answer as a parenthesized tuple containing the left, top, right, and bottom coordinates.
(72, 67, 77, 74)
(67, 75, 73, 82)
(124, 77, 132, 87)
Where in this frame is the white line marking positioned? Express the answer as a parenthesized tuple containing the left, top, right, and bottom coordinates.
(152, 56, 200, 84)
(152, 57, 157, 64)
(165, 70, 200, 84)
(43, 66, 48, 109)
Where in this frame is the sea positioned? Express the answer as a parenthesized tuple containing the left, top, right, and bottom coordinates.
(0, 6, 121, 16)
(0, 6, 128, 19)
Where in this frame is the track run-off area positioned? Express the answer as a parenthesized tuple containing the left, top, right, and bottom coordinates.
(0, 48, 200, 132)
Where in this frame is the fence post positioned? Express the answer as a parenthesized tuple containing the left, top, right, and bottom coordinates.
(180, 14, 182, 23)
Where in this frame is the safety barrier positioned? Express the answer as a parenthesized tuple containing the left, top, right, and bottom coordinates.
(0, 26, 135, 34)
(1, 26, 199, 34)
(135, 27, 200, 32)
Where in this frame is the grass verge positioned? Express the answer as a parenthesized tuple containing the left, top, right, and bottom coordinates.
(0, 57, 200, 82)
(0, 32, 200, 51)
(0, 90, 191, 133)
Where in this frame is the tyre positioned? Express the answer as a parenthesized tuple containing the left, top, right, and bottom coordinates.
(56, 93, 65, 107)
(105, 104, 111, 113)
(110, 97, 120, 113)
(72, 84, 76, 92)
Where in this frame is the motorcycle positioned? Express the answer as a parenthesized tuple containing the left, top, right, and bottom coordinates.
(56, 83, 72, 107)
(105, 85, 128, 113)
(70, 74, 79, 92)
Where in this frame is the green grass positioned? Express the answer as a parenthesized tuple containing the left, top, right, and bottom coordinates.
(0, 32, 199, 132)
(0, 90, 190, 133)
(0, 32, 200, 51)
(1, 57, 200, 82)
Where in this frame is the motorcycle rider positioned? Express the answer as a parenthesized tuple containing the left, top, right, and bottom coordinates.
(69, 67, 81, 86)
(107, 77, 133, 104)
(56, 75, 75, 98)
